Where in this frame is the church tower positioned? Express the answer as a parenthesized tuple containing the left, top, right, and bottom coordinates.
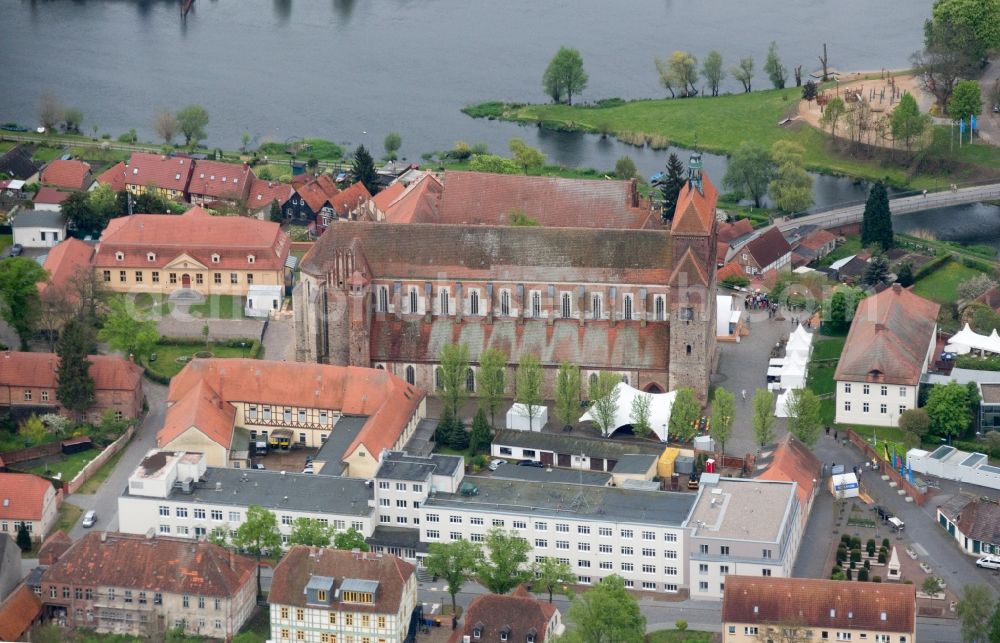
(668, 153, 718, 400)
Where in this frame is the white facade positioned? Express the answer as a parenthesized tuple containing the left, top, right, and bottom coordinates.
(245, 284, 283, 318)
(835, 381, 916, 427)
(13, 223, 65, 248)
(270, 581, 417, 643)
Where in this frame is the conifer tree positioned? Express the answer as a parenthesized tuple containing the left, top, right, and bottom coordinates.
(861, 181, 892, 250)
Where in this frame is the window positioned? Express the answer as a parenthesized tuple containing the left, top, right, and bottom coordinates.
(665, 566, 677, 576)
(535, 522, 547, 531)
(75, 587, 83, 599)
(492, 519, 505, 527)
(471, 517, 484, 525)
(578, 560, 591, 568)
(409, 287, 418, 313)
(699, 563, 709, 574)
(182, 594, 189, 608)
(844, 383, 851, 394)
(592, 293, 603, 319)
(531, 291, 541, 317)
(450, 532, 462, 541)
(642, 530, 655, 540)
(500, 289, 510, 316)
(863, 402, 870, 413)
(211, 254, 220, 264)
(699, 544, 709, 554)
(863, 384, 870, 395)
(598, 527, 612, 537)
(599, 544, 612, 553)
(880, 403, 887, 414)
(211, 510, 223, 521)
(159, 524, 171, 534)
(642, 548, 656, 557)
(762, 549, 772, 559)
(599, 561, 613, 570)
(556, 523, 569, 533)
(427, 530, 440, 539)
(41, 390, 49, 402)
(295, 608, 304, 620)
(844, 401, 852, 412)
(621, 562, 634, 572)
(159, 506, 170, 517)
(698, 581, 709, 591)
(119, 270, 127, 283)
(623, 294, 633, 320)
(642, 564, 656, 574)
(405, 365, 415, 385)
(836, 634, 852, 641)
(665, 532, 677, 542)
(561, 292, 571, 318)
(536, 538, 549, 548)
(513, 520, 526, 529)
(470, 290, 479, 316)
(230, 273, 238, 284)
(621, 546, 634, 556)
(900, 387, 907, 397)
(248, 254, 256, 264)
(899, 405, 907, 414)
(439, 289, 449, 315)
(214, 272, 221, 284)
(744, 627, 759, 636)
(720, 545, 730, 555)
(194, 508, 206, 519)
(556, 541, 569, 550)
(115, 251, 124, 261)
(621, 529, 633, 539)
(377, 286, 389, 312)
(654, 295, 666, 321)
(134, 270, 143, 283)
(881, 385, 888, 396)
(103, 270, 111, 282)
(466, 368, 475, 392)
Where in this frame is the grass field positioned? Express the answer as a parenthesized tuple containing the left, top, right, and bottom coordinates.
(647, 629, 713, 643)
(147, 341, 252, 379)
(78, 449, 126, 494)
(28, 449, 96, 481)
(809, 336, 846, 425)
(31, 145, 64, 163)
(188, 294, 246, 320)
(812, 336, 847, 362)
(819, 237, 862, 267)
(0, 233, 11, 255)
(911, 260, 984, 304)
(56, 502, 83, 532)
(132, 292, 172, 317)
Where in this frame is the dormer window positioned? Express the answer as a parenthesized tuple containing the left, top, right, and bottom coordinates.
(500, 626, 511, 642)
(211, 254, 220, 264)
(526, 631, 536, 643)
(222, 176, 227, 182)
(247, 255, 255, 264)
(115, 252, 124, 261)
(472, 624, 483, 640)
(174, 173, 181, 180)
(210, 175, 215, 180)
(132, 168, 138, 175)
(147, 253, 156, 262)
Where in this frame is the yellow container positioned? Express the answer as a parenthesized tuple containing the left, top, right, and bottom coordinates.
(658, 447, 680, 478)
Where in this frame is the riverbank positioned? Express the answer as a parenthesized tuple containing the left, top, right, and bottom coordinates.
(464, 88, 1000, 189)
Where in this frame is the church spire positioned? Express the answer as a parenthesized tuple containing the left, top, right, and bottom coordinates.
(687, 152, 703, 195)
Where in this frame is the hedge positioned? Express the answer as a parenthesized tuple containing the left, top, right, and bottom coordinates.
(912, 253, 953, 282)
(140, 337, 262, 384)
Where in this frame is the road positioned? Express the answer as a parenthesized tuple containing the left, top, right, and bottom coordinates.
(976, 58, 999, 145)
(777, 182, 1000, 234)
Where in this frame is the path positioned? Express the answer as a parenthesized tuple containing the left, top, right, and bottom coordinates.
(976, 58, 999, 146)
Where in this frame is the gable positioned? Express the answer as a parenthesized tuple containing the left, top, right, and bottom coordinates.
(163, 253, 210, 271)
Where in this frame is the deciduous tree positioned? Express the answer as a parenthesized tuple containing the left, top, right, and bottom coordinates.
(439, 342, 470, 419)
(701, 50, 725, 97)
(37, 93, 63, 131)
(629, 393, 652, 438)
(509, 138, 546, 173)
(153, 110, 179, 145)
(175, 104, 209, 145)
(956, 584, 994, 643)
(861, 181, 893, 250)
(351, 144, 379, 195)
(722, 142, 774, 208)
(565, 575, 645, 643)
(478, 528, 532, 595)
(477, 347, 507, 428)
(614, 156, 637, 181)
(658, 51, 698, 97)
(469, 154, 520, 174)
(890, 93, 930, 152)
(515, 354, 544, 431)
(588, 371, 621, 437)
(925, 381, 975, 440)
(764, 41, 788, 89)
(383, 131, 402, 160)
(425, 539, 482, 613)
(97, 295, 160, 361)
(56, 319, 96, 422)
(543, 47, 588, 105)
(62, 108, 84, 133)
(819, 97, 846, 139)
(948, 79, 982, 122)
(910, 37, 970, 112)
(927, 0, 1000, 65)
(554, 362, 582, 429)
(19, 415, 47, 445)
(731, 57, 755, 93)
(289, 518, 333, 547)
(802, 80, 818, 103)
(231, 505, 281, 598)
(333, 526, 369, 551)
(532, 557, 575, 603)
(752, 388, 776, 446)
(669, 388, 700, 443)
(768, 140, 813, 213)
(710, 387, 735, 456)
(787, 388, 822, 447)
(0, 257, 47, 350)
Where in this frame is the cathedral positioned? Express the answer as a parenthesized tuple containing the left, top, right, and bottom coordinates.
(294, 157, 718, 400)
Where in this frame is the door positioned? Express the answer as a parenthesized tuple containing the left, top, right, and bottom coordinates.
(557, 453, 571, 468)
(590, 457, 604, 471)
(540, 452, 554, 466)
(182, 274, 191, 288)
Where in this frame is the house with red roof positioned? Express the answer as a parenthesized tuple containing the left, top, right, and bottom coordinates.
(94, 206, 289, 297)
(38, 238, 95, 297)
(93, 161, 127, 192)
(31, 186, 71, 212)
(188, 159, 253, 207)
(315, 181, 372, 234)
(246, 176, 293, 220)
(158, 358, 427, 477)
(123, 152, 195, 201)
(728, 226, 792, 278)
(450, 587, 563, 643)
(0, 351, 143, 423)
(0, 583, 42, 641)
(370, 173, 443, 224)
(285, 174, 341, 225)
(0, 472, 58, 542)
(40, 159, 92, 191)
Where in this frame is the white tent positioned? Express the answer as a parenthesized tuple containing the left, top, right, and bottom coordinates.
(774, 390, 793, 417)
(506, 403, 548, 431)
(946, 323, 1000, 355)
(786, 325, 814, 357)
(830, 472, 860, 498)
(579, 382, 676, 441)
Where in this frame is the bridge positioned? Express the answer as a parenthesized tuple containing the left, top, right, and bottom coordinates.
(776, 181, 1000, 234)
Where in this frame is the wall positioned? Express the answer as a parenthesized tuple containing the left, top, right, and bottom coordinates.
(0, 440, 63, 466)
(846, 430, 929, 506)
(64, 425, 137, 495)
(835, 381, 916, 427)
(96, 265, 282, 297)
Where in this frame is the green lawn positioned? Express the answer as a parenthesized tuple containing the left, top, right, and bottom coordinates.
(911, 260, 984, 304)
(818, 236, 862, 267)
(146, 341, 254, 379)
(809, 337, 845, 425)
(0, 141, 14, 153)
(812, 337, 847, 362)
(0, 233, 11, 255)
(31, 145, 64, 163)
(188, 294, 246, 320)
(56, 502, 83, 532)
(78, 449, 126, 494)
(132, 292, 172, 316)
(233, 606, 271, 643)
(647, 629, 714, 643)
(28, 449, 97, 481)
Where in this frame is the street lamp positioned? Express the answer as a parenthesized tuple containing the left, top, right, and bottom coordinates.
(241, 341, 248, 358)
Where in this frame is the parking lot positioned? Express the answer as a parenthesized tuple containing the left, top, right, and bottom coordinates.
(251, 447, 319, 473)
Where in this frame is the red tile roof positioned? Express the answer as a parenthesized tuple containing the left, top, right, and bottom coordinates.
(450, 586, 558, 643)
(166, 358, 426, 459)
(943, 497, 1000, 546)
(378, 174, 444, 224)
(246, 177, 293, 210)
(0, 351, 141, 394)
(716, 260, 746, 283)
(798, 229, 836, 252)
(95, 207, 289, 271)
(722, 576, 915, 633)
(41, 160, 92, 190)
(95, 161, 128, 192)
(437, 171, 653, 229)
(33, 187, 71, 205)
(39, 238, 94, 295)
(124, 152, 195, 193)
(671, 176, 718, 235)
(717, 218, 753, 243)
(41, 531, 256, 597)
(745, 227, 792, 269)
(755, 435, 823, 513)
(0, 584, 42, 642)
(834, 285, 939, 386)
(294, 174, 341, 213)
(188, 160, 253, 200)
(0, 473, 53, 521)
(270, 546, 415, 612)
(328, 181, 373, 215)
(38, 530, 73, 565)
(371, 181, 406, 212)
(158, 378, 237, 450)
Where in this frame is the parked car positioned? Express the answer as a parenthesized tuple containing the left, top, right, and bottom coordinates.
(82, 510, 97, 528)
(9, 244, 23, 257)
(887, 516, 905, 532)
(976, 555, 1000, 570)
(517, 460, 545, 468)
(488, 458, 505, 471)
(872, 505, 891, 521)
(253, 463, 266, 470)
(301, 465, 315, 474)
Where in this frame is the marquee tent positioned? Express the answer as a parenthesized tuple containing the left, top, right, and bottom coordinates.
(579, 382, 676, 442)
(945, 324, 1000, 355)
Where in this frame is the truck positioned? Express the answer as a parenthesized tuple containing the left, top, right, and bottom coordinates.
(255, 441, 268, 456)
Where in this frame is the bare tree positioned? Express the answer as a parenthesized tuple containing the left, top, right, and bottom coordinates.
(818, 44, 829, 82)
(38, 285, 76, 352)
(153, 110, 179, 145)
(910, 42, 971, 111)
(38, 92, 64, 131)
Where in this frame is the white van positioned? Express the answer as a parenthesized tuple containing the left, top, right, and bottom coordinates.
(976, 554, 1000, 570)
(82, 510, 97, 528)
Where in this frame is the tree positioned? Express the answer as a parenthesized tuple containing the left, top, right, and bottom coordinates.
(231, 505, 280, 598)
(352, 145, 379, 195)
(657, 51, 698, 97)
(763, 41, 788, 89)
(532, 557, 575, 603)
(629, 393, 652, 438)
(269, 199, 282, 222)
(927, 0, 1000, 65)
(0, 257, 47, 349)
(543, 46, 588, 105)
(710, 387, 735, 456)
(38, 93, 64, 131)
(16, 523, 31, 551)
(207, 526, 229, 547)
(19, 415, 47, 445)
(333, 527, 369, 552)
(956, 584, 994, 643)
(425, 539, 482, 613)
(654, 57, 677, 98)
(55, 319, 96, 422)
(731, 57, 755, 93)
(614, 156, 637, 181)
(768, 140, 813, 213)
(477, 347, 507, 428)
(925, 381, 975, 440)
(153, 110, 179, 145)
(861, 181, 892, 250)
(478, 528, 532, 594)
(554, 362, 582, 430)
(439, 343, 470, 419)
(97, 295, 160, 361)
(862, 253, 890, 286)
(87, 184, 119, 231)
(819, 97, 846, 139)
(383, 131, 402, 160)
(565, 575, 645, 643)
(669, 388, 700, 443)
(898, 408, 931, 439)
(469, 154, 521, 174)
(948, 79, 982, 122)
(61, 191, 99, 235)
(890, 93, 930, 152)
(659, 153, 686, 218)
(989, 596, 1000, 643)
(786, 388, 822, 447)
(288, 518, 333, 547)
(896, 261, 914, 287)
(469, 408, 493, 454)
(722, 142, 774, 208)
(447, 414, 469, 451)
(63, 108, 84, 133)
(515, 354, 544, 431)
(752, 388, 776, 446)
(588, 371, 621, 437)
(509, 138, 546, 173)
(958, 273, 998, 300)
(802, 80, 818, 102)
(175, 105, 209, 145)
(827, 287, 864, 332)
(910, 37, 971, 112)
(701, 50, 725, 97)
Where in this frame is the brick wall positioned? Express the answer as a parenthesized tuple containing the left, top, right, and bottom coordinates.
(64, 425, 136, 494)
(846, 429, 930, 506)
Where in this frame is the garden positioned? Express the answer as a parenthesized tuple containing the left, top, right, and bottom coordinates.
(142, 337, 262, 381)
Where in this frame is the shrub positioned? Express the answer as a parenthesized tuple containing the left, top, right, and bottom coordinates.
(850, 548, 862, 563)
(864, 559, 871, 570)
(675, 620, 688, 632)
(841, 534, 852, 545)
(867, 539, 876, 556)
(922, 577, 942, 595)
(836, 547, 848, 565)
(882, 538, 890, 549)
(858, 568, 869, 582)
(846, 567, 853, 580)
(722, 274, 751, 289)
(850, 537, 861, 550)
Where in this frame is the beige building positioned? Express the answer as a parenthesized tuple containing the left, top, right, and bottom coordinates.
(269, 546, 417, 643)
(0, 473, 58, 543)
(40, 531, 257, 639)
(721, 576, 916, 643)
(94, 207, 289, 299)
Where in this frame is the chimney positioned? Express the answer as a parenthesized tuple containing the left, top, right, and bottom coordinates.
(229, 548, 236, 570)
(891, 283, 902, 293)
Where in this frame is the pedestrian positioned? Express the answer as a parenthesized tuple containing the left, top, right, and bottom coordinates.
(922, 189, 927, 198)
(741, 389, 747, 402)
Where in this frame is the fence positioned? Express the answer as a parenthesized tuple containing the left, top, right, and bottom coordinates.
(0, 440, 65, 467)
(846, 429, 931, 506)
(63, 424, 137, 495)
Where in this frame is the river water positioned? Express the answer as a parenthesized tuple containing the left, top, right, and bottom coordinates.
(3, 0, 997, 245)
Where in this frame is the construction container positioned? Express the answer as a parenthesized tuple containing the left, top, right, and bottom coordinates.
(657, 447, 680, 478)
(675, 455, 695, 475)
